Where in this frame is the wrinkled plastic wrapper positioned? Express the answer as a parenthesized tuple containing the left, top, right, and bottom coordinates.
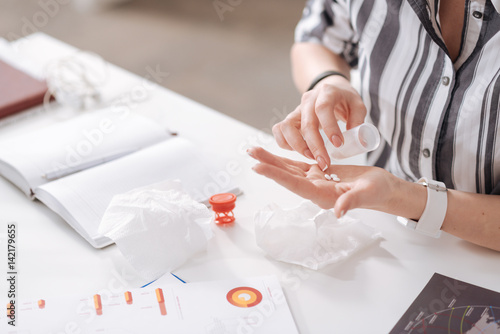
(98, 180, 213, 282)
(254, 201, 382, 270)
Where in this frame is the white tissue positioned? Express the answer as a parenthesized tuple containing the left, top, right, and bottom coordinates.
(98, 180, 213, 282)
(254, 201, 381, 270)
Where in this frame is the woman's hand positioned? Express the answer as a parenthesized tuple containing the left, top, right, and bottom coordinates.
(247, 147, 414, 218)
(272, 75, 367, 171)
(249, 147, 500, 251)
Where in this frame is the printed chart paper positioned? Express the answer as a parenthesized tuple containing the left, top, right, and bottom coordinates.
(1, 275, 298, 334)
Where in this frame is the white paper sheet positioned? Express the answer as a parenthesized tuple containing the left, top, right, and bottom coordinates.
(0, 275, 298, 334)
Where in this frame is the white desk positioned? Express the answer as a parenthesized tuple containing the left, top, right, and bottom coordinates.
(0, 33, 499, 333)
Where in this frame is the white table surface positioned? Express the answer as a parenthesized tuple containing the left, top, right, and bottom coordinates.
(0, 33, 499, 334)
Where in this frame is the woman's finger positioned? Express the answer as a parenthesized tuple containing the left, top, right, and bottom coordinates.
(281, 120, 315, 160)
(247, 147, 310, 173)
(333, 183, 357, 217)
(272, 107, 303, 152)
(278, 106, 314, 159)
(272, 122, 293, 151)
(345, 98, 367, 130)
(300, 104, 330, 171)
(252, 162, 316, 198)
(314, 87, 344, 148)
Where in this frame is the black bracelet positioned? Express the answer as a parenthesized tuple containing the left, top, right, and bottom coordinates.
(307, 70, 348, 91)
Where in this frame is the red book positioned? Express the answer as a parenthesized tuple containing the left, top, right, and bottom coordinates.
(0, 59, 48, 119)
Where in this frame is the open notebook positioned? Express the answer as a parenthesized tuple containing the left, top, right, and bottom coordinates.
(0, 110, 237, 248)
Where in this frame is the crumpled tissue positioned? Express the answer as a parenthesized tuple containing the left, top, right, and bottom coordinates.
(98, 180, 213, 282)
(254, 201, 382, 270)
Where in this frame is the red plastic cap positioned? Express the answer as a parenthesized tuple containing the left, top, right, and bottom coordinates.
(209, 193, 236, 224)
(209, 193, 236, 211)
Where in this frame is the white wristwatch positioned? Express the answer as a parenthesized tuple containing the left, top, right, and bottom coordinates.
(397, 177, 448, 238)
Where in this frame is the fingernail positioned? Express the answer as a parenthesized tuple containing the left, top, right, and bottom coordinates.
(316, 156, 328, 171)
(304, 149, 314, 160)
(331, 135, 343, 148)
(340, 210, 345, 217)
(247, 149, 254, 157)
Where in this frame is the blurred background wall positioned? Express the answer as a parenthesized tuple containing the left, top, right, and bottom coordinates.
(0, 0, 305, 132)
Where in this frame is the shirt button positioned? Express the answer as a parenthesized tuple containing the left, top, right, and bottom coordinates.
(423, 148, 430, 158)
(442, 76, 450, 86)
(472, 11, 483, 19)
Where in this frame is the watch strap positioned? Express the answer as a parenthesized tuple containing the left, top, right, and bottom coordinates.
(414, 177, 447, 238)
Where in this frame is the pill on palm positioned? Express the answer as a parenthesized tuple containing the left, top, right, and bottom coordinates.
(324, 174, 332, 180)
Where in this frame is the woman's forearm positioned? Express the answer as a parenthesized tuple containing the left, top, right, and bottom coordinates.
(291, 42, 352, 93)
(384, 177, 500, 251)
(442, 190, 500, 251)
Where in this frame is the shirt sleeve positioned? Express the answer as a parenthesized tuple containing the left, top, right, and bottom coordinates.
(295, 0, 359, 68)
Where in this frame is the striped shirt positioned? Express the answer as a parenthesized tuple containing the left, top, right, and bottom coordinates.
(296, 0, 500, 194)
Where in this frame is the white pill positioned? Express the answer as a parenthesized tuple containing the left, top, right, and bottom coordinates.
(330, 174, 338, 179)
(332, 177, 341, 182)
(324, 174, 332, 180)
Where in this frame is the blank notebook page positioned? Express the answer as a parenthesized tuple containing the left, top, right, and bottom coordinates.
(0, 109, 171, 195)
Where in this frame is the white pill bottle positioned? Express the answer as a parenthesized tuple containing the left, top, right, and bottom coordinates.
(326, 123, 381, 160)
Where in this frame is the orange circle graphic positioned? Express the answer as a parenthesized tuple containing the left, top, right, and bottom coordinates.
(226, 287, 263, 308)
